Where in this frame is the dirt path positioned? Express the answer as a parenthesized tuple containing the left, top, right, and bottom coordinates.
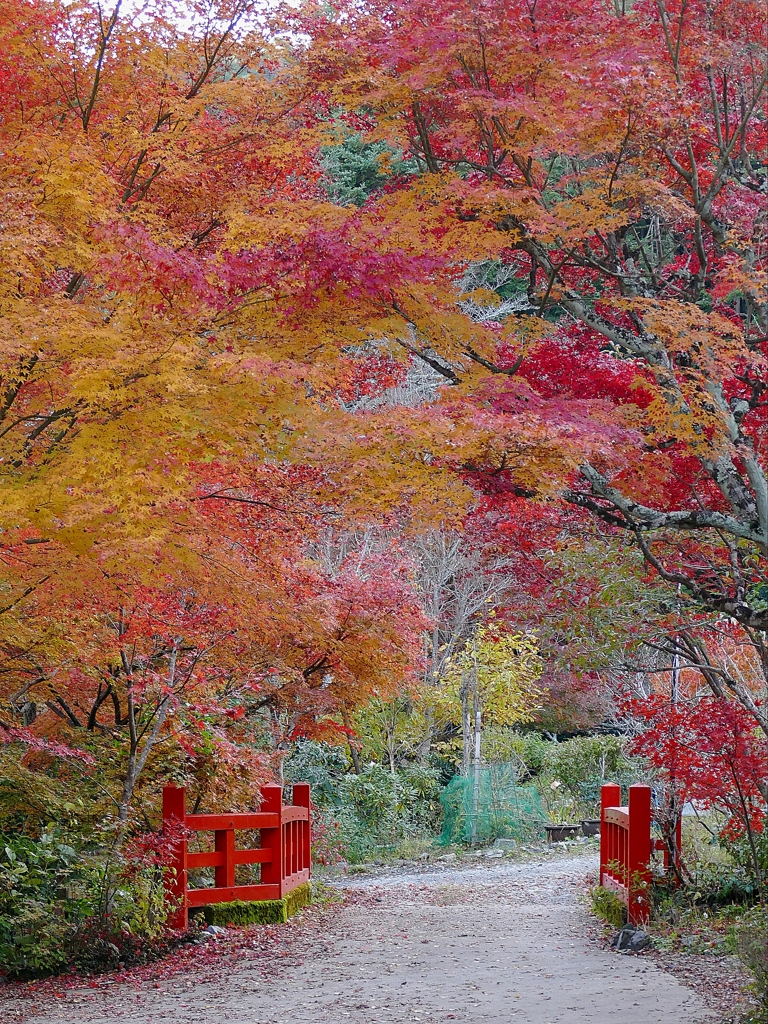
(6, 853, 716, 1024)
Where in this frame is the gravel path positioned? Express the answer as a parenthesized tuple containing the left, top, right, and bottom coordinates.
(5, 853, 716, 1024)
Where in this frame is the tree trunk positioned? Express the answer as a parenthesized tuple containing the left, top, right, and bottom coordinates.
(473, 680, 482, 766)
(117, 643, 178, 822)
(416, 707, 433, 762)
(342, 707, 362, 773)
(461, 665, 471, 776)
(470, 666, 481, 846)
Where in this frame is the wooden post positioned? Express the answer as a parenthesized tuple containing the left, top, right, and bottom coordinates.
(215, 827, 236, 889)
(600, 783, 621, 889)
(260, 784, 284, 897)
(285, 818, 293, 880)
(293, 782, 311, 877)
(628, 784, 652, 925)
(163, 785, 188, 930)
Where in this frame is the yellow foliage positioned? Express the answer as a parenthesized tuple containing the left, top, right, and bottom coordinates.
(430, 626, 543, 729)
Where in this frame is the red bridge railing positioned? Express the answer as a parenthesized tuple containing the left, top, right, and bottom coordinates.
(162, 782, 311, 929)
(599, 783, 652, 926)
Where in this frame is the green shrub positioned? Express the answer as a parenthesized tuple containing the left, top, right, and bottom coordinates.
(283, 742, 350, 804)
(480, 728, 550, 778)
(591, 886, 627, 929)
(0, 831, 82, 976)
(734, 907, 768, 1019)
(545, 736, 642, 808)
(284, 744, 443, 863)
(202, 883, 312, 927)
(0, 829, 171, 979)
(720, 826, 768, 890)
(334, 762, 442, 861)
(479, 730, 645, 818)
(695, 867, 761, 907)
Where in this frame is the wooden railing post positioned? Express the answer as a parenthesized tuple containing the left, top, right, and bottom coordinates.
(163, 784, 188, 930)
(293, 782, 311, 877)
(214, 826, 236, 889)
(628, 784, 652, 925)
(260, 784, 284, 897)
(600, 783, 621, 889)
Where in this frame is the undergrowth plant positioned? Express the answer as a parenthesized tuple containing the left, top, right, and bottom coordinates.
(734, 907, 768, 1021)
(0, 828, 173, 979)
(284, 743, 442, 862)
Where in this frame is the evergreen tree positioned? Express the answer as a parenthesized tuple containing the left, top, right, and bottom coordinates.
(320, 133, 416, 206)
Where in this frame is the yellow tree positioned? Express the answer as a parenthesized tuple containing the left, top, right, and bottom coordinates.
(435, 625, 543, 775)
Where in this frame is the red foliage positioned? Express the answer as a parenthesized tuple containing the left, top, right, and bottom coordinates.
(629, 695, 768, 840)
(514, 324, 653, 407)
(122, 821, 191, 879)
(0, 725, 94, 764)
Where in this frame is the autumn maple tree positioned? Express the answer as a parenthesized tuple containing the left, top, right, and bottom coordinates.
(630, 693, 768, 886)
(1, 0, 766, 915)
(291, 0, 767, 741)
(0, 0, 451, 827)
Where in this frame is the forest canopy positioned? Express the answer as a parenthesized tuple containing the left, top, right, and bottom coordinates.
(0, 0, 766, 976)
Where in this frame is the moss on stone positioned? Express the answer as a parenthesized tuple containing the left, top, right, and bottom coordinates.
(283, 882, 313, 919)
(202, 882, 312, 927)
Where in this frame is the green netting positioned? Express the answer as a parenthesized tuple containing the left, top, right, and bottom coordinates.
(439, 762, 546, 846)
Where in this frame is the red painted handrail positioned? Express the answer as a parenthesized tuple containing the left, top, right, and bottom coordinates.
(599, 783, 652, 926)
(162, 782, 311, 929)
